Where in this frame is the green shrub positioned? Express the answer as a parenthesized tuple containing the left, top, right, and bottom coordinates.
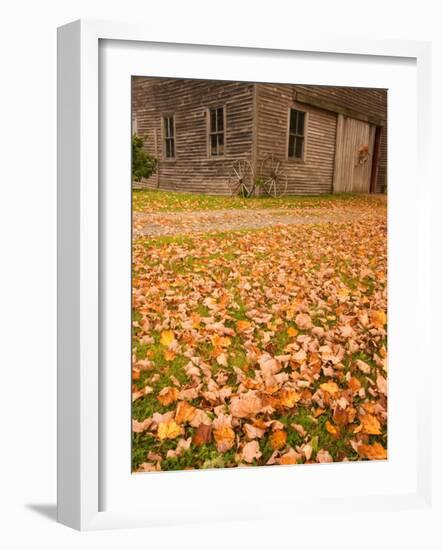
(132, 134, 158, 182)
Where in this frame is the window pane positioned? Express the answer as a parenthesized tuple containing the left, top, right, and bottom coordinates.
(169, 117, 174, 137)
(290, 109, 297, 134)
(294, 137, 303, 158)
(211, 134, 218, 156)
(217, 108, 224, 131)
(297, 112, 305, 136)
(170, 139, 175, 158)
(288, 135, 295, 157)
(218, 133, 224, 155)
(210, 109, 216, 132)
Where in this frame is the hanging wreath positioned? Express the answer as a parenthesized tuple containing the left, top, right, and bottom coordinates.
(357, 144, 370, 165)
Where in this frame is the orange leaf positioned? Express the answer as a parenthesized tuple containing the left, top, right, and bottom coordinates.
(270, 430, 287, 450)
(287, 327, 298, 337)
(236, 320, 252, 333)
(157, 386, 179, 406)
(371, 310, 387, 328)
(192, 424, 212, 446)
(279, 388, 301, 408)
(361, 414, 382, 435)
(320, 382, 340, 395)
(325, 420, 340, 436)
(175, 401, 196, 424)
(164, 349, 176, 361)
(358, 442, 387, 460)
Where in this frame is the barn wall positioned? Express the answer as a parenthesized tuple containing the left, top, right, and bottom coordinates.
(255, 83, 387, 194)
(294, 85, 387, 192)
(256, 84, 338, 195)
(132, 77, 254, 194)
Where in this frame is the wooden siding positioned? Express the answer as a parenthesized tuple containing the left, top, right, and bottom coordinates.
(132, 77, 254, 194)
(256, 84, 337, 195)
(132, 78, 387, 195)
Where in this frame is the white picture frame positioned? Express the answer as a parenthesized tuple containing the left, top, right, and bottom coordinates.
(57, 19, 433, 531)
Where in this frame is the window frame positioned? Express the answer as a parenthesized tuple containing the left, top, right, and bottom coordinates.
(162, 114, 176, 160)
(207, 105, 226, 158)
(287, 107, 308, 162)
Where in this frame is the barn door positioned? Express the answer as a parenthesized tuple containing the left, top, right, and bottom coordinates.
(333, 115, 376, 193)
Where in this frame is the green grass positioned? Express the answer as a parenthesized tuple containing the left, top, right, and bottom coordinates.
(133, 189, 386, 213)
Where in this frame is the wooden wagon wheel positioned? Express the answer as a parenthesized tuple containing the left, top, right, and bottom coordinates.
(227, 159, 255, 197)
(260, 154, 288, 197)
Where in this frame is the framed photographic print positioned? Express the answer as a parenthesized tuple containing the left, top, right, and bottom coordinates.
(57, 19, 432, 530)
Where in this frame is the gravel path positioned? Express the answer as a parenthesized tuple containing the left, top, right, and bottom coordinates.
(133, 207, 379, 237)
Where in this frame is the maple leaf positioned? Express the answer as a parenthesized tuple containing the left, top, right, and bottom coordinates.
(295, 313, 313, 330)
(157, 420, 181, 440)
(192, 423, 212, 446)
(279, 447, 301, 465)
(320, 382, 340, 395)
(358, 442, 387, 460)
(236, 319, 252, 333)
(157, 386, 179, 406)
(132, 385, 153, 402)
(213, 414, 235, 453)
(270, 430, 287, 450)
(325, 420, 340, 437)
(230, 391, 263, 418)
(355, 359, 371, 374)
(316, 449, 333, 463)
(361, 413, 382, 435)
(175, 401, 196, 424)
(371, 310, 387, 328)
(241, 441, 262, 463)
(279, 388, 301, 408)
(160, 330, 175, 346)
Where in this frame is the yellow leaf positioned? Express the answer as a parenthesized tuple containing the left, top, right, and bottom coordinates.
(160, 330, 175, 346)
(279, 388, 301, 408)
(320, 382, 340, 395)
(371, 310, 387, 328)
(157, 420, 181, 440)
(361, 414, 382, 435)
(325, 420, 340, 436)
(287, 327, 298, 337)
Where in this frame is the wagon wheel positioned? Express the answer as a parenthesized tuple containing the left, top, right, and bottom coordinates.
(260, 154, 288, 197)
(227, 159, 255, 197)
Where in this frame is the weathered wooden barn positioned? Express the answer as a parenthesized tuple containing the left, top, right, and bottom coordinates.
(132, 77, 387, 195)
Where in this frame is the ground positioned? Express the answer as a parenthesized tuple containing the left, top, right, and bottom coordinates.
(131, 191, 387, 472)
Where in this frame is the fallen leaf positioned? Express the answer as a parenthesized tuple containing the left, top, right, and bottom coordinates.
(361, 413, 382, 435)
(320, 382, 340, 395)
(192, 423, 212, 446)
(175, 401, 196, 424)
(157, 420, 181, 440)
(316, 449, 333, 463)
(157, 386, 179, 406)
(270, 430, 287, 450)
(358, 442, 387, 460)
(160, 330, 175, 346)
(241, 441, 262, 463)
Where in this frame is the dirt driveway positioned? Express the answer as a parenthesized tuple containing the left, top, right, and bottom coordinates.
(133, 207, 381, 237)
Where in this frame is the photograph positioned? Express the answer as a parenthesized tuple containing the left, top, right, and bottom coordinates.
(130, 77, 388, 473)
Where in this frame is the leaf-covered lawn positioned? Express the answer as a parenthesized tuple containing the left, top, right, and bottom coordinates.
(132, 194, 387, 472)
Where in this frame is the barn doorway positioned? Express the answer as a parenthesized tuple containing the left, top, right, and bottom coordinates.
(333, 115, 377, 193)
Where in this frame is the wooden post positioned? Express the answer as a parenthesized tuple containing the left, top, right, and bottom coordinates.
(154, 128, 160, 189)
(370, 126, 382, 193)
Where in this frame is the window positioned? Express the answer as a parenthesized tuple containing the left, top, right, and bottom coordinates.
(163, 115, 175, 158)
(208, 107, 225, 157)
(288, 109, 306, 159)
